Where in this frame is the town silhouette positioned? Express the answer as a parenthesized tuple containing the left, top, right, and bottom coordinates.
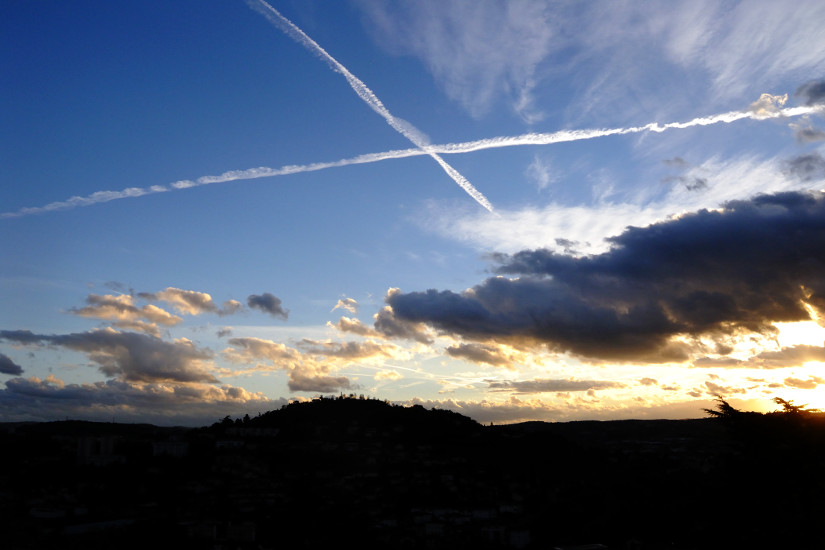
(3, 395, 824, 549)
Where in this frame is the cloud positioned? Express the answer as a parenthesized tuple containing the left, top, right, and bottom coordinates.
(374, 369, 402, 381)
(704, 380, 746, 396)
(287, 374, 356, 393)
(789, 120, 825, 143)
(749, 344, 825, 369)
(488, 378, 625, 394)
(525, 155, 556, 191)
(639, 378, 658, 386)
(247, 293, 289, 319)
(783, 376, 825, 390)
(296, 339, 398, 361)
(0, 328, 217, 384)
(0, 375, 280, 425)
(373, 299, 434, 344)
(389, 191, 825, 363)
(0, 353, 24, 375)
(137, 287, 240, 317)
(357, 0, 557, 122)
(445, 342, 518, 368)
(782, 153, 825, 182)
(331, 297, 359, 314)
(796, 78, 825, 106)
(422, 153, 815, 255)
(224, 337, 300, 368)
(70, 294, 182, 326)
(747, 93, 787, 118)
(329, 316, 379, 338)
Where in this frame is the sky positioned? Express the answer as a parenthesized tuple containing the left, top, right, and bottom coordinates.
(3, 0, 825, 426)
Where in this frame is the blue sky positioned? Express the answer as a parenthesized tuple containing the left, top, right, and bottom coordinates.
(3, 0, 825, 425)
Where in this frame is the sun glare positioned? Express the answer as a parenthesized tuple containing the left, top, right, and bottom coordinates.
(774, 320, 825, 348)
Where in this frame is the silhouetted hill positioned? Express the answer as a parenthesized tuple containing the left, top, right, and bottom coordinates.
(2, 398, 825, 549)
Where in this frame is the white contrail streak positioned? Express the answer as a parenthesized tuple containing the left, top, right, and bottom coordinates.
(245, 0, 494, 212)
(2, 104, 820, 219)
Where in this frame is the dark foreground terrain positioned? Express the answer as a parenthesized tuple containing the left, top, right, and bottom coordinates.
(2, 396, 824, 549)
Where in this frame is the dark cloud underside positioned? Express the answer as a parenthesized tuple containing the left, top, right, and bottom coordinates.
(0, 353, 24, 375)
(387, 191, 825, 362)
(247, 293, 289, 319)
(0, 329, 216, 383)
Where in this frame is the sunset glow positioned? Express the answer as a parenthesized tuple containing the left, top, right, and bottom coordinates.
(3, 0, 825, 425)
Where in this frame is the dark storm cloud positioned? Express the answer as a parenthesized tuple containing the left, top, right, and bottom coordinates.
(387, 191, 825, 363)
(0, 353, 24, 375)
(373, 304, 433, 344)
(0, 329, 217, 383)
(795, 78, 825, 106)
(287, 373, 355, 393)
(782, 153, 825, 182)
(488, 378, 624, 393)
(247, 293, 289, 319)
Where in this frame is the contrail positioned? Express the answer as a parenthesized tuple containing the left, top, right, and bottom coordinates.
(245, 0, 494, 212)
(2, 104, 820, 219)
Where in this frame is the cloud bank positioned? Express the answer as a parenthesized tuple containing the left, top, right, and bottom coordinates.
(386, 191, 825, 363)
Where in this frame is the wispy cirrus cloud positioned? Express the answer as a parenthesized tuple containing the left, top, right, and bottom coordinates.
(357, 0, 558, 122)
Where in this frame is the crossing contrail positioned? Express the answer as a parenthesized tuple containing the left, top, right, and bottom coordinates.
(2, 103, 820, 219)
(245, 0, 494, 212)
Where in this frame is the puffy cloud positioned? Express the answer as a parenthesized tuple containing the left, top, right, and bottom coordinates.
(329, 316, 379, 338)
(70, 294, 182, 326)
(224, 337, 300, 368)
(389, 191, 825, 363)
(247, 292, 289, 319)
(747, 93, 787, 118)
(0, 353, 24, 375)
(795, 78, 825, 106)
(488, 378, 625, 394)
(374, 369, 402, 381)
(331, 297, 359, 314)
(373, 295, 434, 344)
(138, 287, 222, 315)
(639, 377, 658, 386)
(220, 299, 243, 316)
(0, 328, 217, 384)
